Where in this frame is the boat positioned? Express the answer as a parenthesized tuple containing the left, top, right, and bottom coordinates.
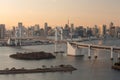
(0, 65, 77, 74)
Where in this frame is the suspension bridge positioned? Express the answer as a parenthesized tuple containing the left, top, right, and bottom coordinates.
(67, 42, 120, 60)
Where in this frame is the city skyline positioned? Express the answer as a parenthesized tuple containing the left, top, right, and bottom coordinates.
(0, 0, 120, 29)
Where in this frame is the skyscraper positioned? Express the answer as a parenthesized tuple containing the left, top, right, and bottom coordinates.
(15, 22, 24, 38)
(44, 22, 48, 36)
(34, 24, 40, 31)
(0, 24, 5, 39)
(92, 25, 99, 37)
(18, 22, 23, 38)
(70, 24, 74, 32)
(99, 25, 107, 36)
(109, 22, 115, 37)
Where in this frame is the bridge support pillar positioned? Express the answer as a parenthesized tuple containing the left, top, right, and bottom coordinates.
(88, 45, 91, 59)
(94, 51, 98, 59)
(111, 47, 113, 60)
(118, 53, 120, 60)
(67, 42, 84, 56)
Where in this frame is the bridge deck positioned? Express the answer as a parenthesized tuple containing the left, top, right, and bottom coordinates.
(71, 42, 120, 52)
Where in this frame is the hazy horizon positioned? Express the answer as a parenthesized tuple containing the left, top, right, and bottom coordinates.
(0, 0, 120, 29)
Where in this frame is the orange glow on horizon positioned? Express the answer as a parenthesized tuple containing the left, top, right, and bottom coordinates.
(0, 0, 120, 29)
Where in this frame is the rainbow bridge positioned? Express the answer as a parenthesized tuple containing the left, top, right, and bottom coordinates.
(67, 42, 120, 60)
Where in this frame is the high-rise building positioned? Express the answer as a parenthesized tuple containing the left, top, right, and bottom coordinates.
(109, 22, 114, 28)
(70, 24, 74, 33)
(18, 22, 23, 37)
(103, 25, 107, 36)
(109, 22, 116, 37)
(34, 24, 40, 31)
(86, 27, 92, 37)
(15, 22, 24, 38)
(44, 22, 48, 36)
(63, 24, 70, 38)
(70, 24, 74, 39)
(27, 26, 34, 37)
(74, 26, 86, 37)
(92, 25, 99, 37)
(0, 24, 5, 39)
(71, 24, 74, 30)
(99, 25, 107, 36)
(115, 26, 120, 38)
(11, 26, 16, 37)
(33, 24, 40, 36)
(18, 22, 22, 27)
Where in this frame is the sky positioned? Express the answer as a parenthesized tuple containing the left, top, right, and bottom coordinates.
(0, 0, 120, 29)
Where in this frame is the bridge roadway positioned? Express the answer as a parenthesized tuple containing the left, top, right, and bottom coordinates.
(0, 37, 51, 42)
(69, 42, 120, 60)
(70, 42, 120, 52)
(10, 37, 51, 40)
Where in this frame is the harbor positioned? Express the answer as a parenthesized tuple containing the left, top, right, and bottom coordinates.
(0, 39, 119, 80)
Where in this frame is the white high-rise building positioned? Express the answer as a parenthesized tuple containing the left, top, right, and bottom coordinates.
(15, 22, 24, 38)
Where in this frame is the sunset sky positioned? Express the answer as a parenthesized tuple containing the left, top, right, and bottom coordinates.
(0, 0, 120, 29)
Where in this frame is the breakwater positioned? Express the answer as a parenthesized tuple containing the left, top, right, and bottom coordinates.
(10, 51, 55, 60)
(0, 65, 77, 74)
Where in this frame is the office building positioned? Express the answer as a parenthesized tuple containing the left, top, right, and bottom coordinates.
(0, 24, 5, 39)
(99, 25, 107, 36)
(109, 22, 116, 37)
(44, 22, 48, 36)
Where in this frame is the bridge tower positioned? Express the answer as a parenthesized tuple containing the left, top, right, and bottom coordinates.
(14, 26, 22, 46)
(55, 28, 58, 52)
(54, 27, 63, 52)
